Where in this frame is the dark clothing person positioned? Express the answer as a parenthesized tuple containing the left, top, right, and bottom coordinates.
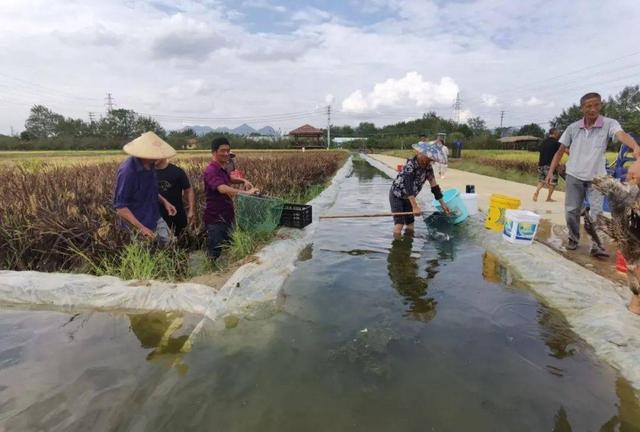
(538, 136, 561, 167)
(157, 163, 191, 236)
(203, 160, 234, 258)
(206, 224, 232, 260)
(387, 234, 437, 322)
(390, 156, 435, 225)
(113, 156, 160, 231)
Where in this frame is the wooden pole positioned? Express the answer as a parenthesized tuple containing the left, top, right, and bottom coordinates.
(320, 211, 417, 220)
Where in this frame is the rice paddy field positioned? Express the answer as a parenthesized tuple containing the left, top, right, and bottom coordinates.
(0, 149, 304, 166)
(0, 150, 348, 278)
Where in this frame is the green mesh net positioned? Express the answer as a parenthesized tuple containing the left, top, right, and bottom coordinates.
(234, 194, 285, 234)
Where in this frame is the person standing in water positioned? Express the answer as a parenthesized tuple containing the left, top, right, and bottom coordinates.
(389, 141, 450, 236)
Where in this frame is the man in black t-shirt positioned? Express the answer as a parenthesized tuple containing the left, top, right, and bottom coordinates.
(155, 159, 195, 237)
(533, 128, 562, 202)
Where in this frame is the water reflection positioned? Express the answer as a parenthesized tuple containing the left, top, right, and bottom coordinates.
(537, 307, 579, 360)
(128, 312, 191, 375)
(551, 379, 640, 431)
(483, 251, 579, 361)
(599, 378, 640, 431)
(552, 406, 573, 432)
(352, 157, 389, 180)
(482, 251, 511, 285)
(387, 233, 437, 322)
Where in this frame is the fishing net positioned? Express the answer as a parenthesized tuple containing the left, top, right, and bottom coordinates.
(234, 194, 285, 234)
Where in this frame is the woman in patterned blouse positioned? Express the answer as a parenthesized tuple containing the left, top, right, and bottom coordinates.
(390, 141, 450, 236)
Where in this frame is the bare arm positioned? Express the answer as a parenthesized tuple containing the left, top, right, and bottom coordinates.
(547, 144, 568, 182)
(217, 184, 257, 197)
(158, 194, 176, 216)
(230, 176, 254, 189)
(116, 207, 154, 238)
(185, 188, 195, 211)
(428, 177, 450, 214)
(616, 131, 640, 157)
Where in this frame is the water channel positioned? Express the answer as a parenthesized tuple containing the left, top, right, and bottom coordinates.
(1, 158, 639, 431)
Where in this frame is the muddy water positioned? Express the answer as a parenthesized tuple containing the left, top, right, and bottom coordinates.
(1, 158, 639, 431)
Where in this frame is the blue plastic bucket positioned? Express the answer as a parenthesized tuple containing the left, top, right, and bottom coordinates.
(432, 188, 469, 224)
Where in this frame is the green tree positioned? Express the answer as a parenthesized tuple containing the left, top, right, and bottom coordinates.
(24, 105, 64, 139)
(606, 85, 640, 134)
(551, 105, 582, 130)
(466, 117, 487, 135)
(355, 122, 377, 136)
(517, 123, 545, 138)
(55, 117, 90, 138)
(134, 115, 166, 138)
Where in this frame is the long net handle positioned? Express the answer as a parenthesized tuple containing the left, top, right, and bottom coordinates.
(320, 211, 416, 219)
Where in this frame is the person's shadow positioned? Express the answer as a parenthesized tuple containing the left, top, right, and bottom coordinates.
(387, 233, 438, 322)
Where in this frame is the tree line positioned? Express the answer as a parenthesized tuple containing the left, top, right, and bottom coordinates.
(1, 85, 638, 151)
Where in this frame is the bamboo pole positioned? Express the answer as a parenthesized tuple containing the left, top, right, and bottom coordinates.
(320, 211, 418, 220)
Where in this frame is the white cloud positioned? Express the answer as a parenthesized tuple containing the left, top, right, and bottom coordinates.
(149, 13, 231, 60)
(341, 90, 369, 113)
(291, 7, 331, 23)
(242, 0, 287, 13)
(1, 0, 639, 133)
(514, 96, 547, 107)
(341, 72, 459, 113)
(458, 109, 474, 123)
(481, 93, 498, 107)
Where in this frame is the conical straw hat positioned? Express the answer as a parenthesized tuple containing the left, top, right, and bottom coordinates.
(123, 131, 177, 159)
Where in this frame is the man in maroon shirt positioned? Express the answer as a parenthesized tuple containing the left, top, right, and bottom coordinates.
(204, 137, 258, 259)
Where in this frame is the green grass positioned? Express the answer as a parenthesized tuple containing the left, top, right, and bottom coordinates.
(448, 159, 564, 190)
(83, 241, 190, 281)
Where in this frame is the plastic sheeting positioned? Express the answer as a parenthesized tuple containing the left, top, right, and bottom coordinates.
(0, 271, 217, 315)
(0, 157, 354, 320)
(472, 222, 640, 390)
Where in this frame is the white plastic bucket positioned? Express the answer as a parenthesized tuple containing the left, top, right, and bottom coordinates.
(502, 209, 540, 245)
(460, 193, 478, 216)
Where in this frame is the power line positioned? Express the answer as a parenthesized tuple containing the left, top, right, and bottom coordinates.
(105, 93, 114, 113)
(326, 105, 331, 149)
(452, 92, 462, 123)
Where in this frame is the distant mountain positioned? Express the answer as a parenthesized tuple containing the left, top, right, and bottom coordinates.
(258, 126, 277, 136)
(182, 125, 214, 136)
(231, 123, 256, 136)
(182, 124, 277, 136)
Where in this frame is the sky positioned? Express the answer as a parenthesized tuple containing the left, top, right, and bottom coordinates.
(1, 0, 639, 135)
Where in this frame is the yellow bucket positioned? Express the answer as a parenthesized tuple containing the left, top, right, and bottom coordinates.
(485, 194, 521, 231)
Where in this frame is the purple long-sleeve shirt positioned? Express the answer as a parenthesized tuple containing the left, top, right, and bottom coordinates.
(113, 156, 160, 230)
(203, 160, 235, 225)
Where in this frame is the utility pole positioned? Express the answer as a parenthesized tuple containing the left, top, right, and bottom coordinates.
(88, 112, 96, 123)
(452, 93, 462, 123)
(10, 126, 15, 137)
(326, 105, 331, 149)
(500, 110, 505, 128)
(105, 93, 114, 113)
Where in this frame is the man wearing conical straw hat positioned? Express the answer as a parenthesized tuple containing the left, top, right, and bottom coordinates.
(113, 131, 178, 244)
